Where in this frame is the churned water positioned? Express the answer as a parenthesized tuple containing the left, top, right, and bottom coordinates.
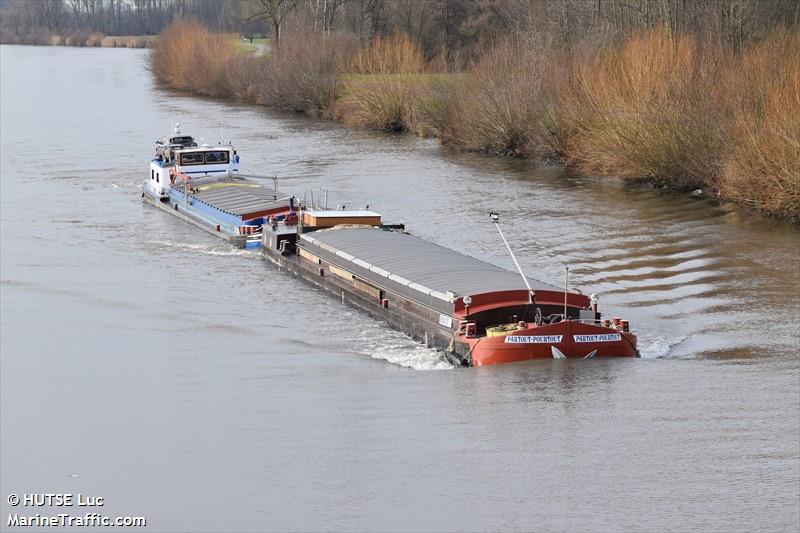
(1, 45, 798, 532)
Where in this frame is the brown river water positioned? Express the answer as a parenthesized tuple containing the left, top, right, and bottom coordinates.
(1, 45, 798, 531)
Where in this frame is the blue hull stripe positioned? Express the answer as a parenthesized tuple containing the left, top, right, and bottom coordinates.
(169, 187, 250, 233)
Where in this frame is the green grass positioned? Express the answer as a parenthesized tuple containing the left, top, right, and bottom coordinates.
(338, 72, 458, 101)
(237, 37, 270, 53)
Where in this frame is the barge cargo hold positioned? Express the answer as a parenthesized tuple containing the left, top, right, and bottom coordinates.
(142, 126, 293, 248)
(261, 211, 639, 367)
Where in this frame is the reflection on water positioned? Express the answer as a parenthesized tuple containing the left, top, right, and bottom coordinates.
(1, 45, 798, 532)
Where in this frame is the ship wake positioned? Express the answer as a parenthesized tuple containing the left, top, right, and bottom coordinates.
(148, 240, 258, 258)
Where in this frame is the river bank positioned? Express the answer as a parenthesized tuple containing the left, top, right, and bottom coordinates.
(149, 21, 799, 221)
(0, 30, 155, 48)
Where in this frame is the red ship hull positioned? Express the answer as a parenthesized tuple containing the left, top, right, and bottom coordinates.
(463, 320, 638, 366)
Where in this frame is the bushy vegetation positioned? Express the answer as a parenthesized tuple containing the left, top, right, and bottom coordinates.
(99, 36, 155, 48)
(146, 9, 798, 221)
(556, 30, 725, 189)
(432, 39, 563, 157)
(553, 28, 799, 216)
(0, 29, 123, 47)
(260, 32, 355, 113)
(4, 0, 796, 218)
(148, 21, 241, 98)
(717, 29, 800, 218)
(334, 33, 427, 131)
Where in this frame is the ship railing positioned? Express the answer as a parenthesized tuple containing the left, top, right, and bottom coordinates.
(571, 318, 603, 325)
(565, 318, 630, 332)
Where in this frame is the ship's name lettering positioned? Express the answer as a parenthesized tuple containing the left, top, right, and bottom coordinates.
(573, 334, 622, 343)
(505, 335, 563, 344)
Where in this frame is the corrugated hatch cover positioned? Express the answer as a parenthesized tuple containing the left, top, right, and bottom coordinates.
(189, 181, 288, 217)
(304, 227, 560, 297)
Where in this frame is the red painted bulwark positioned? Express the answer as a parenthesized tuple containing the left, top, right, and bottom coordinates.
(463, 321, 637, 366)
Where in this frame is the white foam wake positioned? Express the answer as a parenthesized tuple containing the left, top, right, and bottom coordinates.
(369, 343, 453, 370)
(637, 333, 687, 358)
(148, 240, 258, 258)
(327, 320, 453, 370)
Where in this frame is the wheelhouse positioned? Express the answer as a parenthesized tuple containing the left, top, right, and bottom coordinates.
(146, 126, 240, 199)
(178, 150, 230, 166)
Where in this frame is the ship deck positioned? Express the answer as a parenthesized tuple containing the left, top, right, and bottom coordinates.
(173, 176, 289, 220)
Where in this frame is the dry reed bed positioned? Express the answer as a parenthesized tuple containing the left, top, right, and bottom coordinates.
(149, 21, 800, 220)
(717, 30, 800, 218)
(555, 31, 723, 188)
(0, 30, 153, 47)
(259, 32, 355, 113)
(432, 40, 564, 157)
(332, 33, 428, 131)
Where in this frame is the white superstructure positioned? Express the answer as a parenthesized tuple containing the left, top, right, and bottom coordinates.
(145, 123, 241, 199)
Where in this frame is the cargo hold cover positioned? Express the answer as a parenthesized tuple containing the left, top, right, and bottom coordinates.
(300, 227, 560, 309)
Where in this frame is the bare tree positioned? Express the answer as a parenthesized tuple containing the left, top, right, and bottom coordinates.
(305, 0, 345, 33)
(1, 0, 798, 53)
(341, 0, 384, 45)
(248, 0, 298, 48)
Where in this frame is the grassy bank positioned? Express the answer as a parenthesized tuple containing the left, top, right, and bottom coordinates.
(150, 21, 800, 220)
(237, 38, 270, 54)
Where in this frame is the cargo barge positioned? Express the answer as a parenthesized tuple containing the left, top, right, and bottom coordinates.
(261, 209, 639, 366)
(142, 125, 294, 248)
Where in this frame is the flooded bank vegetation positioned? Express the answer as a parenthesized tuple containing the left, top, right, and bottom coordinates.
(145, 1, 798, 220)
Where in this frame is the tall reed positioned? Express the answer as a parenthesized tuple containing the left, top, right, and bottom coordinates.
(718, 29, 800, 218)
(260, 32, 355, 113)
(433, 39, 562, 157)
(148, 21, 800, 219)
(556, 30, 724, 189)
(149, 20, 242, 98)
(335, 33, 426, 131)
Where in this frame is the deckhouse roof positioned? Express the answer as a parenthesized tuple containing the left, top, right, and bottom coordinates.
(175, 145, 233, 153)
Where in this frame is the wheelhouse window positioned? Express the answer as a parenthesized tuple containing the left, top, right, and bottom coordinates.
(204, 151, 229, 164)
(179, 152, 205, 165)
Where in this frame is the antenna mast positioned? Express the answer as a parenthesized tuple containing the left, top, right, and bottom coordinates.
(489, 212, 534, 304)
(564, 266, 569, 319)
